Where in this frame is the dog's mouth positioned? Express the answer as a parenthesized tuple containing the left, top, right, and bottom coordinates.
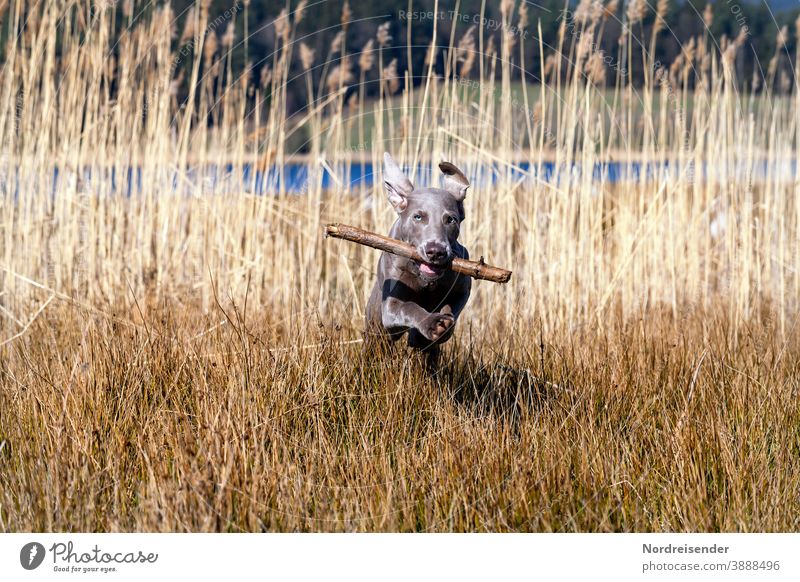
(417, 261, 448, 278)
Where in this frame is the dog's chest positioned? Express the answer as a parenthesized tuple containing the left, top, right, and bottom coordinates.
(412, 274, 464, 309)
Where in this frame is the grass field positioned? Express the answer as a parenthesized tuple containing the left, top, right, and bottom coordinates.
(2, 302, 799, 531)
(2, 1, 800, 532)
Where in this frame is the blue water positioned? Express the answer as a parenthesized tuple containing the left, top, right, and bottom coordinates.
(238, 160, 674, 192)
(35, 158, 799, 196)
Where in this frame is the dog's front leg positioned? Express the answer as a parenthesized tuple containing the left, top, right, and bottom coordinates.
(381, 297, 454, 342)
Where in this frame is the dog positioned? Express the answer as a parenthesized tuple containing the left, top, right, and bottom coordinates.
(365, 152, 472, 368)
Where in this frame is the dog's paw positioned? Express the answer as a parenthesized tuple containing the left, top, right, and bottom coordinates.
(423, 312, 455, 341)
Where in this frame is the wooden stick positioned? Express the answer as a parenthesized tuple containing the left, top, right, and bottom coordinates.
(325, 223, 512, 284)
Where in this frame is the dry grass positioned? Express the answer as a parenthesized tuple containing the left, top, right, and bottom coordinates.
(1, 300, 799, 532)
(2, 1, 800, 531)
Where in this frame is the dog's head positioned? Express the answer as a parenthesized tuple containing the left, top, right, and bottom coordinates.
(382, 152, 470, 280)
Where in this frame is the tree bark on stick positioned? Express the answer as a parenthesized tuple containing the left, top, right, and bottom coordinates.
(325, 223, 512, 284)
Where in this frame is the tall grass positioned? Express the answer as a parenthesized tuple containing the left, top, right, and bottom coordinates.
(0, 0, 797, 331)
(2, 301, 799, 531)
(1, 1, 800, 531)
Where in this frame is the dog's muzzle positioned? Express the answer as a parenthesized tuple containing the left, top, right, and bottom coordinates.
(418, 241, 452, 278)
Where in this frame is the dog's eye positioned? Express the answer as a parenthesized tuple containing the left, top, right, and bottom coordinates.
(413, 213, 423, 222)
(445, 215, 456, 224)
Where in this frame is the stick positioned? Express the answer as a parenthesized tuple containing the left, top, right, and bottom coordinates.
(325, 224, 512, 284)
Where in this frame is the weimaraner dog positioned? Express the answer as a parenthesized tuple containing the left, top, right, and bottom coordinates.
(365, 152, 472, 368)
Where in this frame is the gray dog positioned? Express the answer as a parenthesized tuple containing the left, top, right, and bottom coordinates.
(365, 152, 472, 367)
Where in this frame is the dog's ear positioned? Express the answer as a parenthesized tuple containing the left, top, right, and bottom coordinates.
(383, 152, 414, 213)
(439, 161, 469, 201)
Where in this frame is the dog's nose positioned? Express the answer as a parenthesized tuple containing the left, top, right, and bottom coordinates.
(424, 242, 449, 264)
